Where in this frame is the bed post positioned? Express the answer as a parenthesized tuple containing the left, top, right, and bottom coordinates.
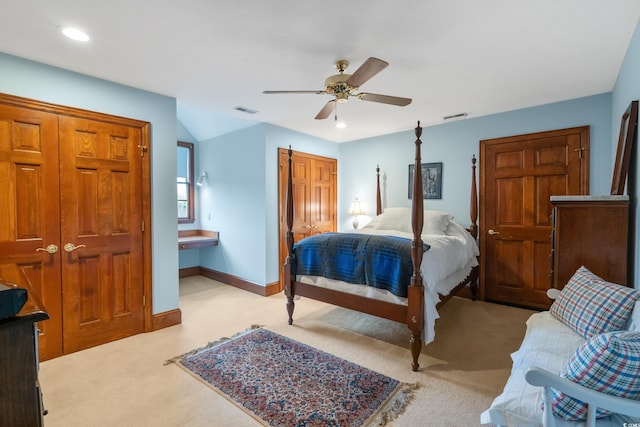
(376, 165, 382, 216)
(469, 155, 478, 239)
(408, 122, 425, 371)
(468, 154, 479, 300)
(284, 146, 295, 325)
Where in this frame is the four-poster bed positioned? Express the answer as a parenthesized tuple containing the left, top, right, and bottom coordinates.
(283, 122, 479, 371)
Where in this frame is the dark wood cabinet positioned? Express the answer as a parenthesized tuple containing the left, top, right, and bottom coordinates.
(0, 298, 49, 427)
(550, 195, 629, 291)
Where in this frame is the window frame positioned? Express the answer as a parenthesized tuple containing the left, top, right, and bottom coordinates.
(177, 141, 195, 224)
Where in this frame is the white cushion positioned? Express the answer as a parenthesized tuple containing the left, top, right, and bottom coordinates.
(481, 312, 585, 426)
(361, 207, 410, 232)
(423, 210, 452, 235)
(362, 207, 452, 235)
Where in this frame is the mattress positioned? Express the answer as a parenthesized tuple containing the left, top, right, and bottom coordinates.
(296, 220, 479, 345)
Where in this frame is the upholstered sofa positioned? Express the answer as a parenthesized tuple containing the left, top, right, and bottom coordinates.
(481, 266, 640, 427)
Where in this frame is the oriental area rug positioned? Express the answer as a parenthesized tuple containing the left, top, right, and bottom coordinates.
(165, 327, 417, 426)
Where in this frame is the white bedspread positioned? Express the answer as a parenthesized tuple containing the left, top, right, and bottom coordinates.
(297, 220, 479, 346)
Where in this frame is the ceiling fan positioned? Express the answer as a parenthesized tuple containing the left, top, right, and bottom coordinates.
(263, 57, 412, 120)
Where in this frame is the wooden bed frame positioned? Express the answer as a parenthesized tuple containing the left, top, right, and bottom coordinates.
(283, 122, 479, 371)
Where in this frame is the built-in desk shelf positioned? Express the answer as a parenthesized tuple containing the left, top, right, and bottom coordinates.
(178, 230, 219, 250)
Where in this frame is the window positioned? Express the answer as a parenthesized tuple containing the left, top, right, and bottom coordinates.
(177, 141, 195, 223)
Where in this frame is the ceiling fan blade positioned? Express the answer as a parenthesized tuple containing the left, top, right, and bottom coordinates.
(263, 90, 326, 94)
(315, 100, 336, 120)
(358, 93, 412, 106)
(346, 57, 389, 87)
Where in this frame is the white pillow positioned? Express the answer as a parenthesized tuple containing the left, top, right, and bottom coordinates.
(362, 207, 453, 235)
(423, 210, 452, 235)
(361, 207, 411, 232)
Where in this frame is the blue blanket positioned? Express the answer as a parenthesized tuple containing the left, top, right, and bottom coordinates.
(293, 233, 430, 297)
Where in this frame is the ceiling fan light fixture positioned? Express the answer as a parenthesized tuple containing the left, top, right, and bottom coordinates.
(336, 92, 349, 103)
(263, 57, 411, 120)
(334, 103, 346, 128)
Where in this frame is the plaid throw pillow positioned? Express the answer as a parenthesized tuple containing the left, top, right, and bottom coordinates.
(550, 266, 640, 339)
(550, 331, 640, 420)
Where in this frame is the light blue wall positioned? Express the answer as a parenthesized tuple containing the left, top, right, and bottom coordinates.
(193, 123, 339, 285)
(0, 52, 180, 314)
(264, 124, 341, 282)
(612, 17, 640, 288)
(339, 94, 612, 231)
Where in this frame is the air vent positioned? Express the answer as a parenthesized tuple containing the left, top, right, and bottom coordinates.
(233, 106, 258, 114)
(443, 112, 468, 120)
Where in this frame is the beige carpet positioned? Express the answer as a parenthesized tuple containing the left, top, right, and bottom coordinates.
(39, 276, 535, 426)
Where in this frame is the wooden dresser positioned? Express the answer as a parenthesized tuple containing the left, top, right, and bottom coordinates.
(550, 195, 629, 290)
(0, 283, 49, 427)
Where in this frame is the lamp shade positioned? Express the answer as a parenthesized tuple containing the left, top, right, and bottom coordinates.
(348, 198, 365, 216)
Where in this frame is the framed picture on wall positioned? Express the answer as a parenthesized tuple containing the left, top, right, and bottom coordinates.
(611, 100, 638, 195)
(408, 162, 442, 199)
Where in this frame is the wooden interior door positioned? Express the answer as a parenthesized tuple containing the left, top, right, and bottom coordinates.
(0, 105, 63, 360)
(59, 116, 144, 353)
(278, 148, 337, 290)
(310, 157, 337, 234)
(480, 127, 589, 309)
(280, 151, 313, 243)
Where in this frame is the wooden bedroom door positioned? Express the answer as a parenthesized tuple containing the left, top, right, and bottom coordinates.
(480, 127, 589, 309)
(277, 148, 337, 291)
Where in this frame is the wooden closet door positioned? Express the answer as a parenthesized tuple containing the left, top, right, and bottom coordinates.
(311, 157, 337, 234)
(0, 105, 63, 360)
(286, 153, 313, 242)
(278, 148, 337, 290)
(58, 116, 144, 353)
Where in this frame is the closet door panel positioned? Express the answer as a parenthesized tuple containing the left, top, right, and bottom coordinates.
(59, 116, 144, 353)
(0, 105, 62, 360)
(291, 156, 312, 240)
(311, 158, 336, 233)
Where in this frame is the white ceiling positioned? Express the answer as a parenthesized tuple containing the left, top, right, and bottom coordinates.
(2, 1, 639, 143)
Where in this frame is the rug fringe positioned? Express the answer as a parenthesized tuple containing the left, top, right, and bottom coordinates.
(163, 324, 264, 365)
(369, 382, 419, 427)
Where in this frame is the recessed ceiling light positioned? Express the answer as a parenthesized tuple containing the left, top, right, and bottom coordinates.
(61, 27, 90, 42)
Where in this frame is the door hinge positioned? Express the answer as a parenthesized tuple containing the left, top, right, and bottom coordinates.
(138, 144, 148, 157)
(143, 295, 146, 307)
(142, 220, 145, 232)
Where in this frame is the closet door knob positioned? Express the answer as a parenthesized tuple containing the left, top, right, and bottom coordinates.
(64, 243, 86, 252)
(36, 244, 58, 254)
(488, 229, 501, 235)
